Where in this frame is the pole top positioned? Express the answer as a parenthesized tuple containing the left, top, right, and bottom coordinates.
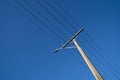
(54, 28, 84, 53)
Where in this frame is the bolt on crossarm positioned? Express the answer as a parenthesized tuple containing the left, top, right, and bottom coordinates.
(54, 28, 104, 80)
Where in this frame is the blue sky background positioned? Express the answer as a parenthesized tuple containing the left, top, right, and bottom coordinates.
(0, 0, 120, 80)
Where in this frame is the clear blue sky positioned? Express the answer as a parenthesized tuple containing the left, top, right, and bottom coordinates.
(0, 0, 120, 80)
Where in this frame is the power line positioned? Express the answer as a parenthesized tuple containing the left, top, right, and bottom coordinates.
(45, 0, 77, 31)
(14, 0, 65, 43)
(23, 0, 67, 42)
(35, 0, 74, 35)
(7, 1, 46, 34)
(52, 0, 80, 28)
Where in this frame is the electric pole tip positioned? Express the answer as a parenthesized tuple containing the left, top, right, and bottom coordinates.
(54, 49, 59, 53)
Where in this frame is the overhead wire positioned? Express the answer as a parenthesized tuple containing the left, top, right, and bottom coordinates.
(52, 0, 80, 28)
(7, 1, 63, 44)
(35, 0, 74, 35)
(14, 0, 65, 44)
(23, 0, 68, 41)
(7, 1, 46, 34)
(44, 0, 77, 32)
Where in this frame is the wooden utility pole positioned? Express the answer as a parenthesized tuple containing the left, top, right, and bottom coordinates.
(73, 39, 103, 80)
(54, 28, 104, 80)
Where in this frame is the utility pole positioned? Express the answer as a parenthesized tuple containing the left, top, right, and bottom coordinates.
(54, 28, 104, 80)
